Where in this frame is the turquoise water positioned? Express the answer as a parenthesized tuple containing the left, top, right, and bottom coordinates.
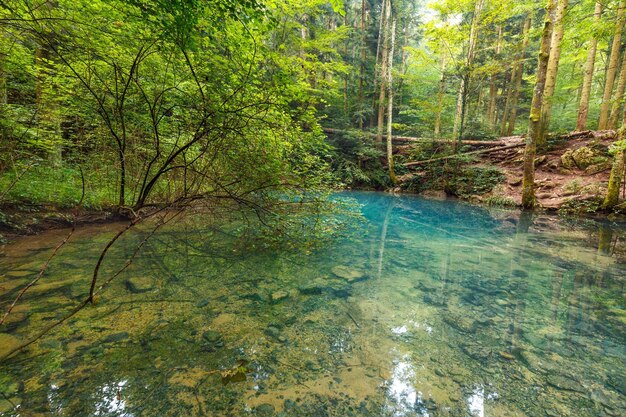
(0, 191, 625, 416)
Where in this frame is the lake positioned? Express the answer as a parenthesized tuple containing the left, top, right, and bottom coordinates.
(0, 191, 625, 416)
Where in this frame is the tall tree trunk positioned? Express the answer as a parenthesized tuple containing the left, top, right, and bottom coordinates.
(522, 0, 557, 208)
(576, 2, 602, 131)
(376, 0, 390, 143)
(453, 0, 484, 148)
(602, 127, 625, 209)
(505, 16, 532, 136)
(434, 55, 447, 138)
(371, 1, 387, 128)
(397, 18, 409, 108)
(608, 51, 626, 129)
(387, 17, 397, 184)
(599, 0, 625, 129)
(539, 0, 568, 145)
(357, 0, 367, 128)
(487, 26, 503, 131)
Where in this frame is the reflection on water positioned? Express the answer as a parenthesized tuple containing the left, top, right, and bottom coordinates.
(1, 191, 625, 416)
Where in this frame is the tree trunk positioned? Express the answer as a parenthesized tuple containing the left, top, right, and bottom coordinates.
(453, 0, 484, 148)
(376, 0, 390, 144)
(434, 55, 447, 138)
(387, 17, 397, 184)
(371, 1, 386, 128)
(539, 0, 568, 145)
(357, 0, 367, 128)
(576, 2, 602, 131)
(522, 0, 557, 208)
(599, 0, 625, 129)
(602, 127, 625, 209)
(608, 51, 626, 129)
(604, 150, 625, 208)
(506, 16, 532, 136)
(487, 26, 503, 131)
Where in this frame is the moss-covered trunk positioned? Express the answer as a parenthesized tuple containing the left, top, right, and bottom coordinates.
(522, 0, 556, 208)
(603, 127, 626, 210)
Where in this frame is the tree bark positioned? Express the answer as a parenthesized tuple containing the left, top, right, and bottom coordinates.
(522, 0, 557, 208)
(602, 127, 625, 209)
(387, 17, 397, 184)
(487, 26, 503, 131)
(539, 0, 568, 145)
(434, 55, 447, 138)
(376, 0, 390, 143)
(453, 0, 484, 148)
(505, 16, 532, 136)
(357, 0, 367, 128)
(608, 50, 626, 129)
(576, 2, 602, 131)
(599, 0, 625, 129)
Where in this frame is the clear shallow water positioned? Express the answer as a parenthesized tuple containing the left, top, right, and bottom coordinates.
(0, 191, 625, 416)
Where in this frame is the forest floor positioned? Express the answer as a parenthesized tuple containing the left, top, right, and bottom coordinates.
(481, 130, 617, 212)
(398, 129, 625, 216)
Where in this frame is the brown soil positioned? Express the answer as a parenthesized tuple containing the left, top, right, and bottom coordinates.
(0, 204, 123, 241)
(479, 130, 617, 210)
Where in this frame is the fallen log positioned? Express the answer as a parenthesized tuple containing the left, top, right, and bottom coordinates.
(322, 128, 511, 146)
(404, 142, 525, 167)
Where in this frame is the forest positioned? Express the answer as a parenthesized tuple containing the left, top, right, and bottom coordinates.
(1, 1, 626, 416)
(1, 0, 626, 223)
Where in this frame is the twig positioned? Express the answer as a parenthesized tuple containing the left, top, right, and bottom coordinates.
(346, 311, 360, 328)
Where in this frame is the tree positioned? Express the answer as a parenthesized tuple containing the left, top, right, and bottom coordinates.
(575, 1, 602, 131)
(452, 0, 485, 146)
(539, 0, 568, 145)
(522, 0, 557, 208)
(598, 0, 625, 130)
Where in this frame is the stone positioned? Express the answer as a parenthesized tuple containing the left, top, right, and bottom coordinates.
(0, 333, 21, 357)
(508, 178, 522, 186)
(585, 161, 611, 175)
(103, 332, 129, 343)
(499, 351, 514, 360)
(270, 291, 289, 303)
(546, 374, 584, 393)
(254, 403, 275, 416)
(125, 277, 154, 293)
(331, 266, 366, 283)
(298, 282, 324, 295)
(202, 330, 222, 343)
(572, 146, 599, 169)
(561, 150, 576, 169)
(264, 326, 286, 343)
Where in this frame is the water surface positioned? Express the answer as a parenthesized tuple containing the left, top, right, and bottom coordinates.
(1, 192, 625, 416)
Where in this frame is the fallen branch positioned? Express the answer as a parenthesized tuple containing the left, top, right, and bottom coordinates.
(322, 128, 511, 146)
(404, 143, 525, 167)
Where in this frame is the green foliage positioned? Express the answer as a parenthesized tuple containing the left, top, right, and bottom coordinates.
(445, 166, 506, 198)
(484, 195, 517, 207)
(559, 196, 604, 215)
(326, 130, 389, 188)
(0, 163, 117, 209)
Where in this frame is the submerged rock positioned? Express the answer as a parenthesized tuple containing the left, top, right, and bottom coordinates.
(546, 374, 584, 393)
(0, 333, 21, 357)
(331, 266, 367, 283)
(125, 277, 154, 293)
(270, 290, 289, 303)
(202, 330, 224, 351)
(254, 403, 275, 416)
(103, 332, 129, 343)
